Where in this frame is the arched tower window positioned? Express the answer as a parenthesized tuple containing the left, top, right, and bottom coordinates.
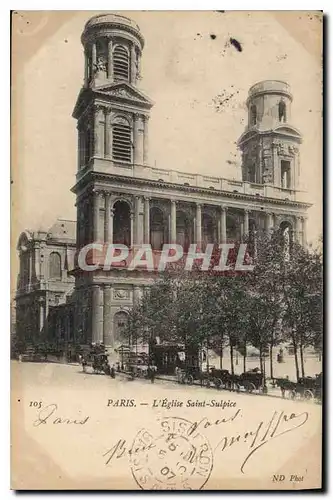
(113, 200, 131, 246)
(113, 45, 130, 81)
(281, 160, 291, 188)
(250, 104, 257, 126)
(49, 252, 61, 280)
(278, 100, 287, 122)
(112, 116, 132, 163)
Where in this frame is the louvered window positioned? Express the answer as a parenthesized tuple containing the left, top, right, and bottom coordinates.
(112, 118, 132, 163)
(113, 45, 129, 81)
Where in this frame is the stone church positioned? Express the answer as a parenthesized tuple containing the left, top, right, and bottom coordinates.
(15, 13, 310, 355)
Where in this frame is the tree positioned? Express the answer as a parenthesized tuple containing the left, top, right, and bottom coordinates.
(281, 241, 323, 379)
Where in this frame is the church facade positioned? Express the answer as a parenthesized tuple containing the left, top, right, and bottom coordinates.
(16, 13, 310, 354)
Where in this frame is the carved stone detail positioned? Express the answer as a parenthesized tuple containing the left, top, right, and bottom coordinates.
(113, 289, 130, 300)
(106, 87, 146, 102)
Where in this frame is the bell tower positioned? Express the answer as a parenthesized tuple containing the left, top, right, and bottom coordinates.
(238, 80, 302, 190)
(72, 14, 153, 174)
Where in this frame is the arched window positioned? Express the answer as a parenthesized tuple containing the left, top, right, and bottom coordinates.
(202, 213, 216, 249)
(20, 250, 29, 287)
(112, 116, 132, 163)
(278, 100, 287, 122)
(150, 207, 165, 251)
(113, 45, 130, 81)
(226, 215, 238, 243)
(176, 211, 192, 253)
(113, 311, 129, 344)
(250, 105, 257, 125)
(113, 200, 131, 246)
(49, 252, 61, 280)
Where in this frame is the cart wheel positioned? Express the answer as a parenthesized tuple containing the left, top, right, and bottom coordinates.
(186, 375, 194, 385)
(289, 389, 297, 400)
(233, 382, 241, 392)
(204, 378, 211, 388)
(247, 382, 256, 393)
(304, 389, 314, 401)
(214, 378, 222, 389)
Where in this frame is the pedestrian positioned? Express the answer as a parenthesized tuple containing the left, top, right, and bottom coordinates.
(150, 364, 157, 384)
(110, 365, 116, 379)
(81, 355, 87, 373)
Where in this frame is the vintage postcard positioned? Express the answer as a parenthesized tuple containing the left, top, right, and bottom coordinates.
(11, 10, 323, 490)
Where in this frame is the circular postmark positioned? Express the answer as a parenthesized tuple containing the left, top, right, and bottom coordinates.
(130, 417, 213, 490)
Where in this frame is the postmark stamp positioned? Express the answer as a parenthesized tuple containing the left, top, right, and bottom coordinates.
(130, 416, 213, 490)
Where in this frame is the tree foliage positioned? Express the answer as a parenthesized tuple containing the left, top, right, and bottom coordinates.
(125, 230, 323, 380)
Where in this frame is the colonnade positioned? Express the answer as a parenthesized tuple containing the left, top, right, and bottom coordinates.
(84, 191, 308, 249)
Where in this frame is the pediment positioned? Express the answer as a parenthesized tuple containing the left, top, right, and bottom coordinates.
(272, 124, 302, 139)
(237, 128, 259, 146)
(95, 82, 154, 107)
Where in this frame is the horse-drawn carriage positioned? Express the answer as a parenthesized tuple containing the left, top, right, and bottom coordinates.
(275, 373, 322, 402)
(81, 344, 112, 375)
(178, 366, 265, 393)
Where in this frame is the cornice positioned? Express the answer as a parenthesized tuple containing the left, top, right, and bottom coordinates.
(71, 171, 311, 210)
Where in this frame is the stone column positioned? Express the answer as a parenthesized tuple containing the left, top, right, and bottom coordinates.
(244, 209, 249, 238)
(196, 203, 202, 250)
(133, 114, 143, 164)
(171, 200, 177, 244)
(104, 194, 112, 243)
(93, 106, 104, 157)
(133, 114, 139, 164)
(295, 216, 302, 245)
(266, 212, 274, 234)
(105, 110, 112, 157)
(137, 50, 142, 78)
(39, 298, 45, 333)
(130, 211, 134, 248)
(93, 190, 100, 242)
(143, 116, 149, 165)
(28, 254, 33, 290)
(240, 221, 244, 242)
(134, 196, 140, 245)
(103, 285, 113, 346)
(144, 197, 150, 244)
(131, 43, 137, 84)
(92, 285, 103, 344)
(220, 206, 227, 243)
(100, 108, 105, 157)
(84, 50, 89, 87)
(92, 42, 97, 75)
(272, 143, 279, 186)
(107, 39, 113, 80)
(302, 217, 307, 247)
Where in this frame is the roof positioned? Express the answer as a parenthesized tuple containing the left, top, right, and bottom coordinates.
(46, 219, 76, 243)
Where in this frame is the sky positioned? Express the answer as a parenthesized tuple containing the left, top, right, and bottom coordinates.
(11, 11, 322, 286)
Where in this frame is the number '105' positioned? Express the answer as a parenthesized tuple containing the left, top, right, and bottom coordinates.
(30, 401, 42, 409)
